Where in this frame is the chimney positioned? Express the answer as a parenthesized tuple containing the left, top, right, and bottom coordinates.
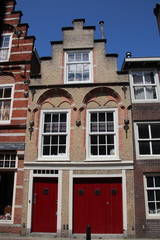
(99, 21, 105, 39)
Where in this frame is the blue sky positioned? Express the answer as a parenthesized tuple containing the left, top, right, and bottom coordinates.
(15, 0, 159, 70)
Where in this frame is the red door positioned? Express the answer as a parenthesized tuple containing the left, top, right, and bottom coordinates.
(73, 178, 123, 234)
(32, 178, 58, 233)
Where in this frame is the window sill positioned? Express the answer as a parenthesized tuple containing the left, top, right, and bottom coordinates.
(85, 158, 121, 162)
(146, 214, 160, 220)
(36, 157, 70, 162)
(136, 155, 160, 160)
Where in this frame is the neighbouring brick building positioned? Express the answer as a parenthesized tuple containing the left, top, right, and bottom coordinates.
(122, 55, 160, 238)
(22, 19, 135, 238)
(0, 0, 40, 235)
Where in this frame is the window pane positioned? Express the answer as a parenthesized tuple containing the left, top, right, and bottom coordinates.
(83, 64, 89, 71)
(52, 123, 58, 132)
(44, 114, 51, 123)
(133, 73, 143, 84)
(147, 190, 154, 201)
(76, 73, 82, 81)
(68, 64, 75, 72)
(146, 87, 157, 99)
(147, 177, 154, 187)
(144, 72, 155, 84)
(60, 123, 66, 132)
(107, 122, 114, 132)
(99, 135, 105, 144)
(148, 202, 155, 214)
(59, 136, 66, 144)
(99, 112, 105, 121)
(51, 146, 58, 155)
(139, 141, 150, 154)
(83, 53, 89, 61)
(83, 72, 89, 81)
(75, 53, 81, 62)
(107, 135, 114, 144)
(4, 88, 11, 98)
(60, 113, 66, 122)
(134, 87, 145, 99)
(43, 136, 50, 144)
(91, 123, 98, 132)
(91, 146, 98, 155)
(43, 146, 50, 155)
(52, 113, 58, 122)
(107, 112, 113, 121)
(91, 135, 97, 144)
(151, 125, 160, 138)
(152, 141, 160, 154)
(44, 123, 51, 133)
(99, 146, 106, 155)
(91, 113, 97, 122)
(76, 64, 82, 72)
(99, 123, 105, 132)
(51, 135, 58, 144)
(108, 146, 115, 155)
(68, 54, 74, 62)
(138, 125, 149, 139)
(156, 190, 160, 201)
(156, 203, 160, 213)
(0, 89, 3, 98)
(68, 73, 74, 81)
(59, 146, 66, 154)
(155, 177, 160, 187)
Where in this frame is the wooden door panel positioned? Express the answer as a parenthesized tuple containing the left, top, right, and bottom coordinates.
(32, 178, 58, 233)
(73, 178, 123, 234)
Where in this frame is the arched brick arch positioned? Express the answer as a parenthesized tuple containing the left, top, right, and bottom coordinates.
(81, 86, 123, 111)
(35, 88, 74, 110)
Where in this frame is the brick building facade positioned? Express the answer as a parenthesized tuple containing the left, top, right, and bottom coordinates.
(0, 0, 39, 235)
(22, 19, 135, 238)
(122, 56, 160, 238)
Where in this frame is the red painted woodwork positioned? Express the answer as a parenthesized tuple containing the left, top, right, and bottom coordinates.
(32, 178, 58, 233)
(73, 178, 123, 234)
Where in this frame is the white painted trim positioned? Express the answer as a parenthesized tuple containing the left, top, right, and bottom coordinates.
(125, 57, 160, 62)
(4, 18, 19, 21)
(129, 70, 160, 103)
(122, 170, 127, 234)
(27, 170, 61, 233)
(38, 109, 71, 160)
(86, 108, 119, 160)
(24, 161, 134, 170)
(69, 171, 73, 232)
(134, 122, 160, 160)
(57, 170, 62, 233)
(64, 50, 93, 84)
(0, 33, 12, 62)
(144, 174, 160, 219)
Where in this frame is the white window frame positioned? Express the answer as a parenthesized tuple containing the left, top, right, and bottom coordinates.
(134, 122, 160, 160)
(64, 50, 93, 84)
(0, 152, 17, 223)
(129, 70, 160, 103)
(38, 109, 70, 161)
(144, 174, 160, 219)
(86, 108, 119, 161)
(0, 34, 12, 62)
(0, 84, 14, 124)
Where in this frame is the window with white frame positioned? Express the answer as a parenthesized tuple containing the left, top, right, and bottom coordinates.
(136, 123, 160, 158)
(0, 152, 17, 221)
(0, 35, 11, 61)
(145, 175, 160, 216)
(0, 85, 13, 123)
(130, 71, 159, 102)
(40, 111, 70, 158)
(87, 109, 118, 159)
(66, 51, 92, 83)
